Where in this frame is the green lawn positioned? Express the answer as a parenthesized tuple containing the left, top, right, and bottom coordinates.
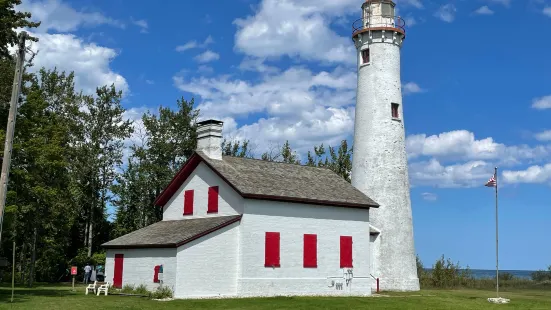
(0, 284, 550, 309)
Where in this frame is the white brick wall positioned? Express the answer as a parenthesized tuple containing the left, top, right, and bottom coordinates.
(351, 31, 419, 291)
(163, 162, 244, 221)
(175, 221, 239, 298)
(105, 248, 177, 293)
(238, 200, 373, 297)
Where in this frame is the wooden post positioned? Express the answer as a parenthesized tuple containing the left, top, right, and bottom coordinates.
(72, 276, 75, 292)
(0, 32, 27, 247)
(11, 241, 15, 302)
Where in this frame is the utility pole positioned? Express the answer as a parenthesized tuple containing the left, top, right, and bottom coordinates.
(0, 31, 27, 247)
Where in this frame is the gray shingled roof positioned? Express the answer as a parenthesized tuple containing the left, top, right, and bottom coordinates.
(102, 215, 241, 249)
(198, 151, 379, 208)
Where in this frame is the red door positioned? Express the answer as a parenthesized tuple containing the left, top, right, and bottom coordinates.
(113, 254, 124, 288)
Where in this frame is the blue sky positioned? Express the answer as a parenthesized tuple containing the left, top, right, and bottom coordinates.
(16, 0, 551, 270)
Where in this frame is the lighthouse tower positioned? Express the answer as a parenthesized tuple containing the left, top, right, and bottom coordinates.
(351, 0, 419, 291)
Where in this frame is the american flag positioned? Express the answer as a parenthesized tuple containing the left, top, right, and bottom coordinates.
(485, 173, 497, 187)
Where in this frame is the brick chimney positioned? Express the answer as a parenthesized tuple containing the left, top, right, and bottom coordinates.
(196, 119, 223, 160)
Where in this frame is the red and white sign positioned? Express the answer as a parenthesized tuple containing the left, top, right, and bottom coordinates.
(71, 266, 77, 275)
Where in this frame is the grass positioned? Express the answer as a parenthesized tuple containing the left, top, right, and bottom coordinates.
(0, 283, 550, 309)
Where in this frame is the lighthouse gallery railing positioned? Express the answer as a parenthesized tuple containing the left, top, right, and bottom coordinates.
(352, 15, 406, 37)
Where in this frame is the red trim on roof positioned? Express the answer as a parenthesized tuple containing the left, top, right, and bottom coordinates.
(153, 151, 378, 209)
(154, 153, 202, 207)
(174, 215, 242, 247)
(102, 215, 243, 249)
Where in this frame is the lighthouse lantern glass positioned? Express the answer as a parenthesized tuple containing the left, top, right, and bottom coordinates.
(381, 3, 394, 18)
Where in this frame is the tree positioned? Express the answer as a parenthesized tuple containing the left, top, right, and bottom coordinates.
(112, 97, 199, 234)
(76, 85, 133, 257)
(2, 68, 81, 286)
(306, 140, 353, 182)
(221, 138, 253, 158)
(0, 0, 40, 58)
(261, 140, 300, 164)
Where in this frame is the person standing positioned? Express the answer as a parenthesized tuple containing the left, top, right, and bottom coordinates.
(83, 263, 92, 284)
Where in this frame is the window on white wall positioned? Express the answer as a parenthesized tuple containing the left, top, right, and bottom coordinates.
(391, 103, 400, 119)
(361, 49, 370, 65)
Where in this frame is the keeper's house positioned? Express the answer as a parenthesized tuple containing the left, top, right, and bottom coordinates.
(102, 120, 380, 299)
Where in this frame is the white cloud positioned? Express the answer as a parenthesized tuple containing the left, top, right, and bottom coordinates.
(535, 130, 551, 141)
(17, 0, 124, 33)
(174, 66, 356, 118)
(421, 192, 438, 201)
(120, 107, 150, 163)
(435, 4, 457, 23)
(545, 7, 551, 17)
(194, 50, 220, 63)
(474, 6, 494, 15)
(238, 57, 280, 74)
(174, 65, 357, 155)
(403, 82, 425, 95)
(404, 16, 417, 27)
(197, 65, 214, 74)
(406, 130, 551, 165)
(27, 32, 129, 96)
(233, 0, 357, 65)
(176, 36, 214, 52)
(410, 159, 494, 188)
(132, 18, 148, 33)
(503, 164, 551, 184)
(532, 95, 551, 109)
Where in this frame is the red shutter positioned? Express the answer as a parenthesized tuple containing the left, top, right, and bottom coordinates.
(183, 190, 194, 215)
(265, 232, 280, 267)
(303, 234, 317, 268)
(207, 186, 219, 213)
(153, 265, 160, 283)
(340, 236, 353, 268)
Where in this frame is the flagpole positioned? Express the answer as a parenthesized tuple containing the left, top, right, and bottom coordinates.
(495, 166, 499, 298)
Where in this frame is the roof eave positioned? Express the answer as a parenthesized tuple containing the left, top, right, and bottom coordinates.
(101, 215, 243, 250)
(243, 193, 379, 209)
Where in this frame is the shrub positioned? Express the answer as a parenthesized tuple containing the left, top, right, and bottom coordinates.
(427, 254, 473, 289)
(418, 254, 548, 290)
(499, 272, 515, 281)
(151, 286, 173, 299)
(135, 284, 149, 295)
(121, 284, 135, 293)
(531, 266, 551, 282)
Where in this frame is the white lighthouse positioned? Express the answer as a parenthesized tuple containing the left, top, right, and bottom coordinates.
(351, 0, 420, 291)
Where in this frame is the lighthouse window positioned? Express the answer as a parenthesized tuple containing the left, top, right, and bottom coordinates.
(361, 49, 370, 64)
(391, 103, 400, 119)
(382, 3, 394, 18)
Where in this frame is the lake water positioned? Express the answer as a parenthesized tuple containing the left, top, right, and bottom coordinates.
(425, 269, 535, 280)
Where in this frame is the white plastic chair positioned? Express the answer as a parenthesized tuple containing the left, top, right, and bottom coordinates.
(85, 281, 97, 295)
(96, 282, 110, 296)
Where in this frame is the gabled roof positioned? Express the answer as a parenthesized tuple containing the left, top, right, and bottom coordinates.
(102, 215, 242, 249)
(154, 151, 379, 209)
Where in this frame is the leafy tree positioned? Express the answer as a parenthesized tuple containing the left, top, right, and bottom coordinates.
(2, 68, 81, 285)
(306, 140, 353, 182)
(221, 138, 253, 158)
(112, 97, 199, 234)
(0, 0, 40, 58)
(261, 140, 300, 164)
(75, 84, 133, 257)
